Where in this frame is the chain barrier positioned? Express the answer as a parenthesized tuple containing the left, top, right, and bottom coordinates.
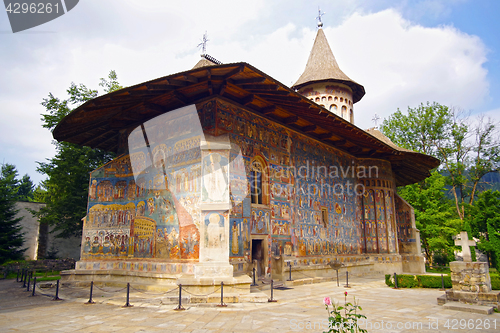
(181, 286, 221, 297)
(129, 285, 179, 296)
(92, 284, 128, 293)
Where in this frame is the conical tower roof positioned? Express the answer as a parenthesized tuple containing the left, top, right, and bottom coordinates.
(292, 28, 365, 103)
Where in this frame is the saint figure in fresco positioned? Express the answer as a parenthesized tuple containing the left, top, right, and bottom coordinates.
(231, 221, 239, 254)
(204, 153, 227, 202)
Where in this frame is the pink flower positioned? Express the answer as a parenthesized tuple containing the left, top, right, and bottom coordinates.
(344, 291, 348, 296)
(323, 297, 332, 306)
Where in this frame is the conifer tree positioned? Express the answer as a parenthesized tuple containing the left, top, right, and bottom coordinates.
(0, 164, 25, 264)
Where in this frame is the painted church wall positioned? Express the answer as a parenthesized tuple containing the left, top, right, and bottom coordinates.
(81, 106, 203, 263)
(207, 99, 400, 274)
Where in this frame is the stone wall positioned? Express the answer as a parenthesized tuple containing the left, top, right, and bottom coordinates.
(15, 201, 81, 261)
(450, 261, 491, 293)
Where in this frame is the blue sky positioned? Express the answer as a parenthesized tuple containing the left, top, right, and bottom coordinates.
(0, 0, 499, 185)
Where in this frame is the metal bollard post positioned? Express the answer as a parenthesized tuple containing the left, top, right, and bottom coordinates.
(287, 263, 292, 281)
(440, 274, 445, 290)
(52, 279, 62, 301)
(251, 267, 257, 286)
(16, 269, 19, 282)
(344, 271, 350, 288)
(174, 284, 185, 311)
(394, 273, 398, 289)
(22, 269, 27, 288)
(268, 280, 277, 302)
(123, 283, 133, 307)
(26, 271, 31, 292)
(19, 268, 24, 284)
(86, 281, 95, 304)
(31, 277, 37, 296)
(217, 281, 227, 307)
(336, 270, 339, 287)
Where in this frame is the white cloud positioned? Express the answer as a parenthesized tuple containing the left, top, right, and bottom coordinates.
(321, 9, 488, 129)
(0, 5, 492, 184)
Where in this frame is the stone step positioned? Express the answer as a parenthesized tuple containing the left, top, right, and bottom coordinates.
(442, 301, 495, 315)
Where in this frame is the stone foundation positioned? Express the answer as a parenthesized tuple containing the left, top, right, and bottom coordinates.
(438, 261, 500, 310)
(450, 261, 491, 292)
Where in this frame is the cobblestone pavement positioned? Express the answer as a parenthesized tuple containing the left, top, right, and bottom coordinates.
(1, 276, 499, 332)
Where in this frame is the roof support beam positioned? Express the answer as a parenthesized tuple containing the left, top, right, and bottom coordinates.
(283, 116, 299, 124)
(241, 94, 255, 106)
(318, 133, 332, 139)
(230, 77, 266, 85)
(302, 125, 317, 133)
(260, 105, 276, 115)
(223, 65, 244, 80)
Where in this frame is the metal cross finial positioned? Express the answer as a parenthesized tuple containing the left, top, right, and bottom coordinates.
(198, 31, 209, 55)
(316, 7, 325, 27)
(372, 114, 381, 127)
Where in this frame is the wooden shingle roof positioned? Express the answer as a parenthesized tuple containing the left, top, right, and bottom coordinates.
(53, 62, 438, 186)
(292, 28, 365, 103)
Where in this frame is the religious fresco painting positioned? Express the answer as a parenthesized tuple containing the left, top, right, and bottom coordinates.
(81, 98, 407, 275)
(212, 98, 398, 269)
(82, 105, 204, 262)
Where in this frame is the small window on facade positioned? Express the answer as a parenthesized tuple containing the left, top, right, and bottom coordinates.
(321, 207, 328, 227)
(251, 161, 264, 204)
(315, 97, 320, 102)
(334, 96, 338, 102)
(321, 96, 326, 102)
(328, 96, 332, 101)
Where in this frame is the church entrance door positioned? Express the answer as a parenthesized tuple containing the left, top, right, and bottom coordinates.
(251, 239, 265, 277)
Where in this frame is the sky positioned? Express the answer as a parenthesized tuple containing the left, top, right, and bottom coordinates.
(1, 0, 499, 185)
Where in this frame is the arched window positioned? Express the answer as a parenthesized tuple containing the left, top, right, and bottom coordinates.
(321, 96, 326, 102)
(315, 97, 320, 102)
(250, 156, 269, 205)
(334, 96, 338, 102)
(341, 105, 347, 118)
(328, 96, 332, 101)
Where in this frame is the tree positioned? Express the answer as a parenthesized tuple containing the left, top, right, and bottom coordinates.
(398, 172, 461, 266)
(36, 71, 121, 238)
(381, 102, 500, 219)
(0, 164, 26, 263)
(469, 190, 500, 270)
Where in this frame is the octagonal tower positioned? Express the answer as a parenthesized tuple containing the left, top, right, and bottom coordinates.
(292, 23, 365, 124)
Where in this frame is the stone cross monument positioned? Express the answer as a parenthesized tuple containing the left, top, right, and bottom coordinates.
(454, 231, 476, 262)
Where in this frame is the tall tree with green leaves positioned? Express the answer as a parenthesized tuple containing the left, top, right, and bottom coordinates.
(381, 102, 500, 220)
(469, 190, 500, 270)
(36, 71, 122, 239)
(398, 172, 461, 265)
(0, 164, 26, 263)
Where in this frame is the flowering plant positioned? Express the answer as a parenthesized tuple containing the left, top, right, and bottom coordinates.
(323, 291, 367, 333)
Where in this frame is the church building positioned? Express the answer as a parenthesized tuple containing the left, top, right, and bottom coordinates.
(54, 20, 439, 290)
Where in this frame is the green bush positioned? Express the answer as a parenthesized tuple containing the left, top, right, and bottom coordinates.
(491, 276, 500, 290)
(418, 275, 452, 288)
(385, 274, 451, 288)
(385, 274, 394, 287)
(398, 274, 419, 288)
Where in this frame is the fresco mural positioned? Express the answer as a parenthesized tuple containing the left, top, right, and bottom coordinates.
(82, 105, 203, 262)
(81, 99, 408, 276)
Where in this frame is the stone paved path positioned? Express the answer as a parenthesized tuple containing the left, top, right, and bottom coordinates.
(1, 276, 499, 332)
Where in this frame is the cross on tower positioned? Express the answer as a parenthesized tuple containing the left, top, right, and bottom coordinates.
(316, 7, 325, 27)
(372, 114, 381, 127)
(198, 31, 209, 55)
(455, 231, 476, 262)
